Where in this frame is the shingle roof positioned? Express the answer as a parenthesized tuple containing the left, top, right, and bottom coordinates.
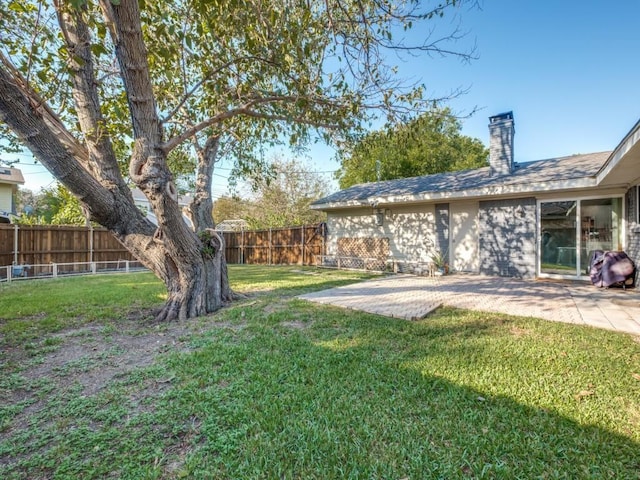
(0, 167, 25, 185)
(313, 151, 611, 208)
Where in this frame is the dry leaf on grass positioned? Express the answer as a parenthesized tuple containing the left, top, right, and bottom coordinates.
(574, 390, 595, 401)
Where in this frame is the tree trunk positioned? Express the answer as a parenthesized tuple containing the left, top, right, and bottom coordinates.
(0, 59, 231, 323)
(188, 136, 234, 303)
(102, 0, 233, 320)
(153, 231, 231, 322)
(1, 0, 234, 322)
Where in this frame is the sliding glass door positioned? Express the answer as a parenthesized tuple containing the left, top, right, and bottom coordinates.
(579, 198, 622, 274)
(540, 201, 577, 275)
(539, 197, 623, 278)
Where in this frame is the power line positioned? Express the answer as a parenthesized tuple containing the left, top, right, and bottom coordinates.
(5, 158, 338, 174)
(0, 160, 41, 167)
(1, 152, 35, 159)
(214, 165, 337, 174)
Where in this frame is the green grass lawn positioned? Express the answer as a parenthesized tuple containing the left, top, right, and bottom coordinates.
(1, 266, 639, 479)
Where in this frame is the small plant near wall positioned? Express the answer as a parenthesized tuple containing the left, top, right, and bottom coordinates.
(430, 249, 449, 275)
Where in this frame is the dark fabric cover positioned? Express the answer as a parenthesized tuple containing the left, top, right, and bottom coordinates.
(588, 250, 605, 284)
(589, 250, 636, 288)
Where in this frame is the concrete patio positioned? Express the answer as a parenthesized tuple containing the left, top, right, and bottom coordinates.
(299, 274, 640, 335)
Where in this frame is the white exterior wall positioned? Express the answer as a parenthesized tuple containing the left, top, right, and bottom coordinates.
(324, 186, 629, 277)
(0, 184, 14, 213)
(326, 204, 437, 262)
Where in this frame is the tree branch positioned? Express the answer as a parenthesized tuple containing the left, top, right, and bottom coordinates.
(0, 63, 113, 221)
(162, 97, 340, 154)
(161, 55, 282, 125)
(189, 135, 220, 232)
(0, 51, 89, 165)
(53, 0, 127, 191)
(98, 0, 162, 146)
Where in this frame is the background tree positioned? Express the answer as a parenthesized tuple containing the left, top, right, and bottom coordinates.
(48, 184, 86, 225)
(214, 157, 328, 229)
(15, 184, 85, 224)
(0, 0, 475, 320)
(336, 107, 488, 188)
(212, 196, 249, 226)
(14, 187, 38, 216)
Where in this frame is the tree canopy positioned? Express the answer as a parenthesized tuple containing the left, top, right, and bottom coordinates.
(336, 108, 488, 188)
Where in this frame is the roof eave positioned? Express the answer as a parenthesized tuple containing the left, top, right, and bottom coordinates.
(314, 177, 600, 210)
(311, 199, 371, 210)
(596, 117, 640, 185)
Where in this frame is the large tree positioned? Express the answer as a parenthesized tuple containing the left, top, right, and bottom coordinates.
(0, 0, 474, 320)
(336, 107, 488, 188)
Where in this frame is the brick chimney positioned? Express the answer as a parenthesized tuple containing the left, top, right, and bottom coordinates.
(488, 111, 515, 176)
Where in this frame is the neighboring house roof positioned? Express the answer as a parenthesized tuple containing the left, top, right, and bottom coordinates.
(130, 187, 194, 228)
(0, 167, 25, 185)
(312, 151, 612, 210)
(215, 219, 249, 231)
(143, 210, 194, 229)
(130, 187, 191, 207)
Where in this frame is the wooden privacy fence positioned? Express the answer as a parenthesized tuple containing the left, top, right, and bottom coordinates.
(0, 223, 327, 277)
(0, 224, 136, 280)
(0, 224, 135, 267)
(222, 223, 326, 266)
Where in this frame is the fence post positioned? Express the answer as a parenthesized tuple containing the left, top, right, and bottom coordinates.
(268, 228, 272, 265)
(13, 223, 18, 265)
(125, 260, 130, 273)
(47, 228, 52, 264)
(53, 263, 58, 278)
(241, 228, 245, 265)
(91, 262, 97, 274)
(89, 225, 94, 263)
(301, 226, 305, 266)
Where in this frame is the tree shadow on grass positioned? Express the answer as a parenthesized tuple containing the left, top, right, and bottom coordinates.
(2, 305, 638, 479)
(151, 310, 640, 479)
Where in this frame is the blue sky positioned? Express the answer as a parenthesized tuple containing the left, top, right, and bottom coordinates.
(9, 0, 640, 195)
(437, 0, 640, 161)
(298, 0, 640, 193)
